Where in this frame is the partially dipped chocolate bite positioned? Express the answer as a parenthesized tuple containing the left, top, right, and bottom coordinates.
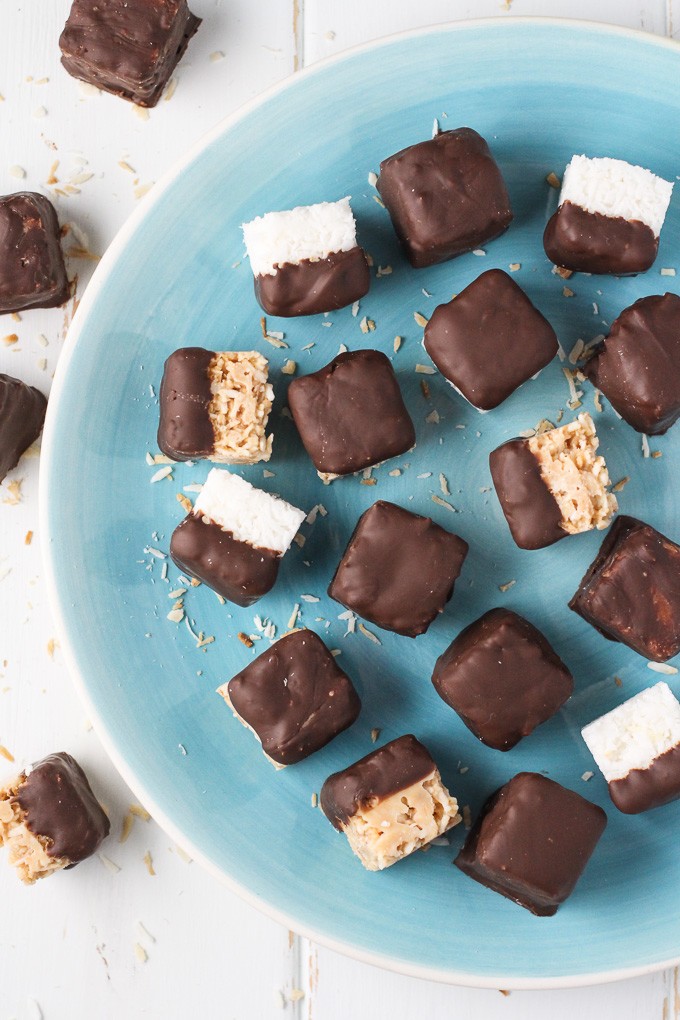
(242, 198, 370, 317)
(544, 155, 673, 275)
(288, 349, 415, 481)
(170, 469, 305, 607)
(0, 752, 110, 884)
(423, 269, 558, 410)
(328, 500, 468, 638)
(376, 128, 513, 268)
(0, 373, 47, 482)
(217, 629, 360, 767)
(0, 192, 69, 313)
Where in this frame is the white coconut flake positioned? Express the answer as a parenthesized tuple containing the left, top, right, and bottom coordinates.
(660, 267, 676, 277)
(243, 198, 358, 277)
(300, 594, 319, 603)
(150, 465, 173, 483)
(367, 171, 378, 188)
(358, 622, 381, 645)
(647, 662, 679, 675)
(193, 469, 305, 554)
(642, 434, 650, 458)
(558, 155, 673, 237)
(9, 165, 26, 179)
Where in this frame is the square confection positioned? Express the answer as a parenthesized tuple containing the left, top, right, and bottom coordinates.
(582, 683, 680, 815)
(170, 469, 305, 607)
(0, 193, 69, 314)
(432, 609, 573, 751)
(242, 198, 370, 317)
(423, 270, 558, 410)
(455, 772, 607, 915)
(489, 412, 618, 550)
(569, 515, 680, 662)
(157, 348, 274, 463)
(328, 500, 469, 638)
(376, 128, 513, 268)
(0, 753, 110, 884)
(320, 734, 460, 871)
(544, 155, 673, 275)
(288, 350, 415, 481)
(584, 293, 680, 436)
(217, 629, 361, 767)
(0, 373, 47, 482)
(59, 0, 201, 107)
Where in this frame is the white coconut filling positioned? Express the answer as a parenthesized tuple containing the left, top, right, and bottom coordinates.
(558, 155, 673, 237)
(582, 682, 680, 783)
(192, 468, 305, 555)
(242, 198, 358, 277)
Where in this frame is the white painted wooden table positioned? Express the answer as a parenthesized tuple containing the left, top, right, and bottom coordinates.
(0, 2, 678, 1018)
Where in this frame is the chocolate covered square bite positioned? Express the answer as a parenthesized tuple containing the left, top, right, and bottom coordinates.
(0, 192, 69, 313)
(320, 735, 460, 871)
(328, 500, 468, 637)
(423, 270, 558, 410)
(376, 128, 513, 268)
(288, 350, 415, 481)
(0, 373, 47, 482)
(432, 609, 573, 751)
(569, 515, 680, 662)
(455, 772, 607, 915)
(59, 0, 201, 107)
(0, 753, 110, 884)
(217, 629, 360, 767)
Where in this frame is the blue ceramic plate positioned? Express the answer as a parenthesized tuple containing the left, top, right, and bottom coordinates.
(42, 19, 680, 987)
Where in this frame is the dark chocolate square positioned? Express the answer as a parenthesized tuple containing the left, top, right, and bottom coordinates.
(0, 193, 69, 314)
(569, 515, 680, 662)
(288, 350, 415, 476)
(328, 500, 469, 638)
(376, 128, 513, 268)
(423, 270, 558, 410)
(455, 772, 607, 916)
(432, 609, 573, 750)
(0, 373, 47, 482)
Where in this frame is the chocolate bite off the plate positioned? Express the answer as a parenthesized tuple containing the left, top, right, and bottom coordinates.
(569, 515, 680, 662)
(0, 192, 69, 314)
(584, 293, 680, 436)
(0, 752, 110, 884)
(423, 269, 558, 410)
(217, 629, 361, 767)
(432, 608, 574, 751)
(455, 772, 607, 916)
(59, 0, 201, 107)
(328, 500, 469, 637)
(288, 350, 415, 480)
(376, 128, 513, 268)
(320, 734, 460, 871)
(0, 373, 47, 482)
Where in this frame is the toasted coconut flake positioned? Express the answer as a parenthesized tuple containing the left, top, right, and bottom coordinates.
(311, 792, 318, 808)
(176, 493, 193, 513)
(129, 804, 151, 821)
(563, 286, 575, 298)
(372, 194, 385, 208)
(0, 745, 14, 762)
(508, 262, 521, 271)
(134, 943, 148, 963)
(143, 850, 155, 876)
(358, 622, 381, 645)
(498, 579, 516, 593)
(238, 632, 254, 648)
(553, 265, 573, 280)
(413, 312, 429, 328)
(164, 77, 178, 102)
(119, 812, 134, 844)
(281, 359, 296, 375)
(431, 494, 456, 512)
(612, 476, 630, 493)
(546, 171, 561, 189)
(415, 364, 435, 375)
(370, 728, 381, 743)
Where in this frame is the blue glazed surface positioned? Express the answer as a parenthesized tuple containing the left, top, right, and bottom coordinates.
(43, 21, 680, 985)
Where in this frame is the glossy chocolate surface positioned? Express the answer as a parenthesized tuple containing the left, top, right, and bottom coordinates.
(489, 438, 565, 550)
(320, 735, 436, 829)
(432, 608, 573, 751)
(254, 247, 370, 317)
(0, 192, 69, 313)
(569, 515, 680, 662)
(328, 500, 469, 637)
(455, 772, 607, 916)
(59, 0, 201, 107)
(288, 350, 415, 475)
(609, 743, 680, 815)
(543, 201, 658, 275)
(0, 373, 47, 482)
(228, 629, 360, 765)
(584, 293, 680, 436)
(157, 347, 215, 460)
(377, 128, 513, 268)
(13, 752, 110, 863)
(424, 269, 558, 409)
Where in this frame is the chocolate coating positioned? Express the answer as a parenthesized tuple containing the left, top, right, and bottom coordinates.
(543, 201, 658, 275)
(254, 247, 370, 317)
(0, 192, 69, 313)
(157, 347, 215, 460)
(455, 772, 607, 916)
(377, 128, 513, 268)
(584, 293, 680, 436)
(328, 500, 469, 638)
(609, 743, 680, 815)
(320, 735, 436, 829)
(423, 270, 558, 410)
(432, 609, 573, 751)
(59, 0, 201, 107)
(13, 753, 110, 864)
(569, 515, 680, 662)
(170, 514, 280, 607)
(288, 350, 415, 476)
(0, 373, 47, 482)
(489, 438, 565, 550)
(227, 629, 361, 765)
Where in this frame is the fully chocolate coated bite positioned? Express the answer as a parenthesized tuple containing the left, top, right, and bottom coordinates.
(0, 192, 69, 314)
(0, 373, 47, 482)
